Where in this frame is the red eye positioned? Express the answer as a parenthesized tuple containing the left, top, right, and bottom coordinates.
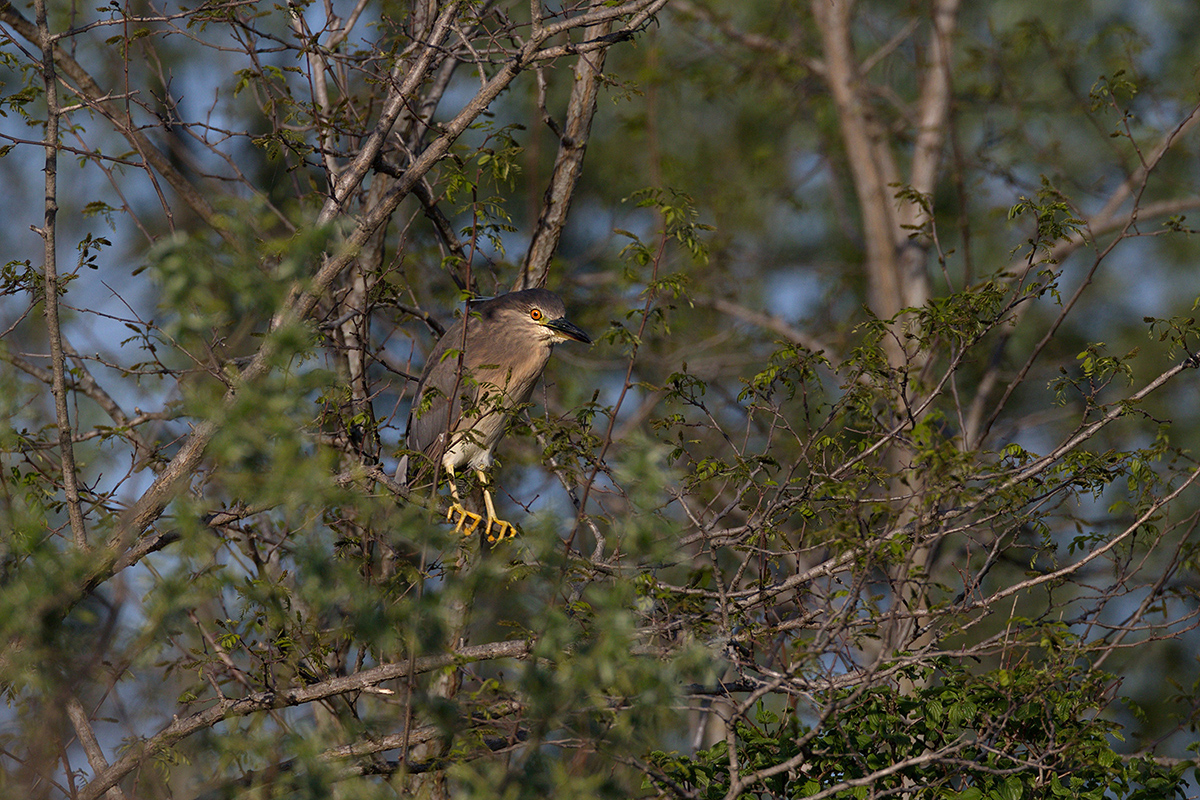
(530, 308, 543, 321)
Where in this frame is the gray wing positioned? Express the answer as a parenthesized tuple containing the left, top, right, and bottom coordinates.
(403, 319, 478, 477)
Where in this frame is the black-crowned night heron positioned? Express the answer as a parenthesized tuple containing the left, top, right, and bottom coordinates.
(400, 289, 592, 541)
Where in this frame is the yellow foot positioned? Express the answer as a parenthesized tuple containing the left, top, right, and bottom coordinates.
(444, 503, 519, 542)
(483, 518, 518, 543)
(446, 502, 484, 536)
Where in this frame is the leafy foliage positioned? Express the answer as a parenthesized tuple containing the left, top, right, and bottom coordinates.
(652, 662, 1190, 800)
(1, 1, 1200, 799)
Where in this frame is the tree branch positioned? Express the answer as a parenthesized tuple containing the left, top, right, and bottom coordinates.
(0, 1, 240, 248)
(34, 0, 86, 548)
(516, 11, 615, 291)
(78, 639, 533, 800)
(65, 696, 127, 800)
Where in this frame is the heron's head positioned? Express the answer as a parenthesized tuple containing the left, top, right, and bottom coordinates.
(484, 289, 592, 347)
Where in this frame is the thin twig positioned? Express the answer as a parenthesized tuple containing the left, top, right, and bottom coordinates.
(34, 0, 86, 548)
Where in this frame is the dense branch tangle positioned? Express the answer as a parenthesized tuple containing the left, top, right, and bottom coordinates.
(0, 1, 666, 797)
(3, 1, 1200, 799)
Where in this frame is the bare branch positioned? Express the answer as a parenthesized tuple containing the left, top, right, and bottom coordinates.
(517, 12, 616, 291)
(33, 0, 86, 548)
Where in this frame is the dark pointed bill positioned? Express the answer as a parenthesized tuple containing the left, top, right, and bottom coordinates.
(546, 317, 592, 344)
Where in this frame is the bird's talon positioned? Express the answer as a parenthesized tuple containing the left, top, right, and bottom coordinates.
(486, 520, 516, 543)
(447, 503, 483, 536)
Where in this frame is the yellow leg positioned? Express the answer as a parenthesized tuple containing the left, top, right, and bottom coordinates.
(476, 469, 517, 543)
(444, 465, 484, 536)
